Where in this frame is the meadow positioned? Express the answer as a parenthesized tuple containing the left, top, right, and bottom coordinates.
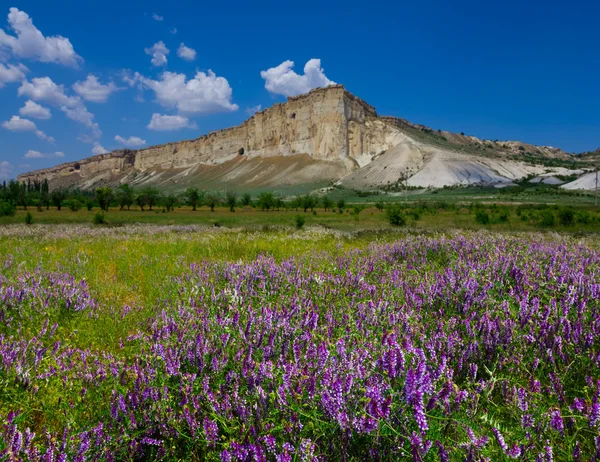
(0, 223, 599, 461)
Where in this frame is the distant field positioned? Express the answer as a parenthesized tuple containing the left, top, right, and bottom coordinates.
(3, 202, 600, 233)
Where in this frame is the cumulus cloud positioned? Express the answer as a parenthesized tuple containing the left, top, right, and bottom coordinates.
(2, 115, 54, 141)
(19, 76, 101, 137)
(0, 161, 12, 180)
(73, 75, 119, 103)
(147, 113, 197, 131)
(19, 100, 51, 119)
(145, 41, 169, 66)
(2, 115, 36, 131)
(24, 149, 63, 159)
(115, 135, 146, 148)
(177, 43, 196, 61)
(245, 104, 262, 116)
(0, 8, 82, 66)
(152, 13, 164, 22)
(0, 62, 27, 87)
(131, 70, 238, 115)
(18, 76, 78, 106)
(60, 105, 101, 137)
(260, 58, 335, 97)
(91, 142, 108, 155)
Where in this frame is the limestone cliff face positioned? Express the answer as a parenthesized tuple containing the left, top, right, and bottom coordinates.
(18, 85, 401, 187)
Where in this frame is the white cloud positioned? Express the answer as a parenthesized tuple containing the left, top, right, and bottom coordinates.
(0, 161, 12, 180)
(2, 115, 53, 141)
(24, 149, 63, 159)
(60, 105, 101, 137)
(260, 58, 335, 97)
(133, 70, 238, 114)
(115, 135, 146, 148)
(147, 113, 197, 131)
(35, 130, 54, 142)
(0, 8, 82, 66)
(170, 28, 177, 35)
(0, 62, 27, 87)
(177, 43, 196, 61)
(3, 115, 36, 131)
(245, 104, 261, 116)
(92, 142, 108, 155)
(18, 77, 78, 106)
(152, 13, 164, 22)
(19, 100, 51, 119)
(73, 75, 119, 102)
(145, 41, 169, 67)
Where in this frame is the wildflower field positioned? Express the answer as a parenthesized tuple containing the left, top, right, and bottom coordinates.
(0, 225, 599, 460)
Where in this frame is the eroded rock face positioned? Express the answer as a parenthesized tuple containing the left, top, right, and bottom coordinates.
(18, 85, 401, 188)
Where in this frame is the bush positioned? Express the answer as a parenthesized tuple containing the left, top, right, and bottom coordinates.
(25, 211, 33, 225)
(93, 212, 106, 225)
(558, 208, 575, 226)
(86, 200, 94, 211)
(475, 210, 490, 225)
(0, 201, 16, 217)
(497, 211, 509, 223)
(295, 215, 305, 229)
(576, 211, 593, 224)
(540, 210, 555, 227)
(386, 205, 406, 226)
(68, 199, 81, 212)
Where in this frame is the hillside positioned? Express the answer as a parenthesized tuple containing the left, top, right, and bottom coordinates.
(18, 85, 598, 192)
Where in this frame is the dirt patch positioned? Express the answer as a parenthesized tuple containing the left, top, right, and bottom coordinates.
(360, 207, 382, 215)
(241, 206, 254, 212)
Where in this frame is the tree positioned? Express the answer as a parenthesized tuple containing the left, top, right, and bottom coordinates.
(258, 192, 274, 211)
(302, 194, 316, 213)
(386, 204, 406, 226)
(240, 193, 252, 207)
(226, 190, 237, 212)
(337, 198, 346, 213)
(321, 196, 332, 211)
(205, 192, 220, 212)
(163, 194, 179, 212)
(116, 184, 135, 210)
(41, 179, 50, 210)
(95, 187, 113, 212)
(139, 187, 161, 211)
(50, 189, 67, 211)
(184, 187, 204, 211)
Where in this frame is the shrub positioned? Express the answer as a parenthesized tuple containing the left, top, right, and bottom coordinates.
(475, 210, 490, 225)
(0, 201, 16, 217)
(558, 208, 575, 226)
(86, 200, 94, 211)
(497, 212, 509, 223)
(68, 199, 81, 212)
(386, 205, 406, 226)
(540, 210, 555, 227)
(25, 211, 33, 225)
(295, 215, 305, 229)
(93, 212, 106, 225)
(576, 211, 593, 224)
(375, 200, 385, 211)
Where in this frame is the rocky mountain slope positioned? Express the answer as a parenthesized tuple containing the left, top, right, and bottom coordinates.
(18, 85, 597, 192)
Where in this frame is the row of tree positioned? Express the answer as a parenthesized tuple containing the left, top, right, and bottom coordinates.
(1, 181, 348, 213)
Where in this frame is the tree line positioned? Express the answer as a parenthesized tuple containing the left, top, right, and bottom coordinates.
(0, 181, 348, 215)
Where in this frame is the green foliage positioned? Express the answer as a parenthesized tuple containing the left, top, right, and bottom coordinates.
(137, 187, 161, 211)
(475, 210, 490, 225)
(375, 200, 385, 211)
(68, 199, 82, 212)
(386, 204, 406, 226)
(116, 184, 135, 211)
(163, 194, 179, 212)
(24, 211, 33, 225)
(337, 198, 345, 213)
(92, 212, 106, 225)
(558, 207, 575, 226)
(295, 215, 305, 229)
(540, 210, 556, 227)
(50, 189, 67, 210)
(258, 192, 274, 211)
(226, 190, 237, 212)
(95, 187, 113, 212)
(183, 187, 204, 211)
(321, 196, 333, 211)
(205, 192, 220, 212)
(86, 200, 94, 211)
(240, 193, 252, 207)
(0, 201, 16, 217)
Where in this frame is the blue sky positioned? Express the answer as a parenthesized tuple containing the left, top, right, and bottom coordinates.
(0, 0, 598, 179)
